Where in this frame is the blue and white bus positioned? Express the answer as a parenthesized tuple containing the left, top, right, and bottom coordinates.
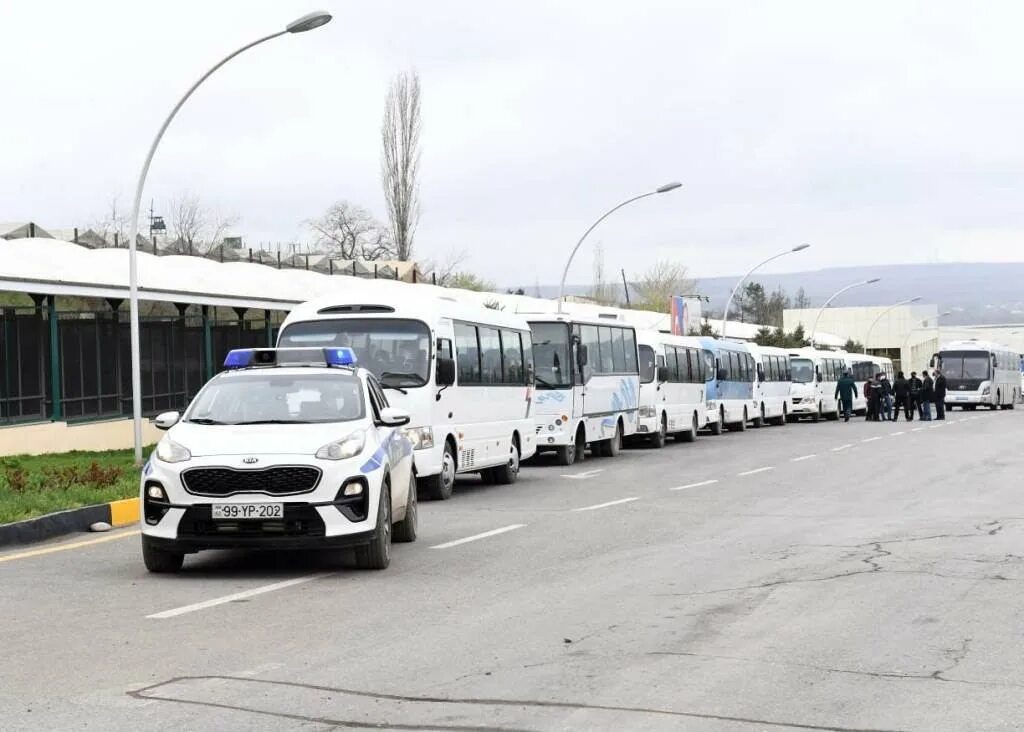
(529, 314, 640, 465)
(698, 337, 757, 432)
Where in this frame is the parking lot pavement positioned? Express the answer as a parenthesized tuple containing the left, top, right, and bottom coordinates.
(3, 410, 1024, 730)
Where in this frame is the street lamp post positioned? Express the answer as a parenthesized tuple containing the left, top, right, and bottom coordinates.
(556, 182, 682, 313)
(808, 277, 881, 346)
(719, 244, 810, 339)
(127, 10, 333, 465)
(863, 296, 922, 355)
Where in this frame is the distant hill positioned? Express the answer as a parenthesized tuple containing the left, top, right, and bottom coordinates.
(523, 262, 1024, 326)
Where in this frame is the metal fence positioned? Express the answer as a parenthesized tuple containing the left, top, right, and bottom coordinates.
(0, 304, 275, 425)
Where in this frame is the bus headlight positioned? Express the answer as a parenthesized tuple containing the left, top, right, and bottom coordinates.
(404, 426, 434, 450)
(316, 430, 366, 460)
(155, 438, 191, 464)
(981, 385, 991, 395)
(638, 406, 657, 418)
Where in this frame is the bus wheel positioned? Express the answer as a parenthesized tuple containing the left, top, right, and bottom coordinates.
(728, 407, 748, 432)
(422, 442, 456, 501)
(770, 405, 787, 426)
(680, 412, 698, 443)
(650, 414, 667, 448)
(556, 426, 584, 466)
(603, 421, 623, 457)
(490, 436, 521, 485)
(811, 403, 822, 423)
(753, 404, 766, 428)
(710, 408, 724, 435)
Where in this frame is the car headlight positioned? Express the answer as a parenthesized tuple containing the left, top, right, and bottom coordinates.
(155, 438, 191, 463)
(316, 429, 366, 460)
(404, 426, 434, 450)
(638, 406, 656, 417)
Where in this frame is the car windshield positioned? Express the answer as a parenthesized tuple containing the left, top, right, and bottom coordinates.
(639, 345, 656, 384)
(530, 322, 572, 388)
(278, 318, 430, 387)
(939, 352, 991, 379)
(791, 357, 814, 383)
(186, 373, 365, 425)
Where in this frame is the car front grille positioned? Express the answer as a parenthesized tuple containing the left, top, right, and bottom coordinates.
(182, 466, 322, 497)
(177, 504, 326, 537)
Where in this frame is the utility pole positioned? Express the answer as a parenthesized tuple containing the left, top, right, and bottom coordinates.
(620, 268, 631, 307)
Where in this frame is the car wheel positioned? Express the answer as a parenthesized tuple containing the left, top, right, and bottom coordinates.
(355, 483, 391, 570)
(142, 538, 184, 574)
(491, 437, 521, 485)
(422, 441, 456, 500)
(650, 414, 667, 448)
(393, 473, 417, 543)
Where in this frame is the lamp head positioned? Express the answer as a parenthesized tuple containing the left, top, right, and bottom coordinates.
(866, 277, 881, 284)
(791, 243, 810, 252)
(287, 11, 332, 33)
(656, 181, 682, 193)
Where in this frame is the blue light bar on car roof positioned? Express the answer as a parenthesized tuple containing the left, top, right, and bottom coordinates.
(223, 349, 278, 368)
(324, 347, 357, 367)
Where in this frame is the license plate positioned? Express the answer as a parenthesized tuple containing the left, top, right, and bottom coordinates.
(211, 503, 283, 520)
(954, 396, 968, 401)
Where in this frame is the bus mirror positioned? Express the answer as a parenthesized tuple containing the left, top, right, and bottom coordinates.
(436, 357, 456, 386)
(816, 372, 823, 383)
(756, 364, 764, 382)
(929, 355, 936, 368)
(657, 365, 670, 382)
(717, 367, 727, 381)
(577, 345, 589, 367)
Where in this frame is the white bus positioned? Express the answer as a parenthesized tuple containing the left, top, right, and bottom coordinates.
(634, 331, 709, 447)
(746, 343, 793, 427)
(841, 352, 894, 414)
(788, 347, 847, 422)
(529, 314, 640, 465)
(933, 340, 1019, 411)
(278, 293, 538, 500)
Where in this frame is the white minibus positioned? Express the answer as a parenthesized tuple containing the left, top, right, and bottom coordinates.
(788, 347, 846, 421)
(635, 330, 709, 447)
(933, 340, 1019, 410)
(278, 293, 538, 500)
(746, 343, 793, 426)
(529, 314, 640, 465)
(840, 352, 893, 414)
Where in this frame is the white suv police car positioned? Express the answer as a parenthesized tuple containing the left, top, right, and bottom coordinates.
(140, 347, 416, 573)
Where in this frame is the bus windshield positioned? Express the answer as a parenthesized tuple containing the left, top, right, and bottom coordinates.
(939, 352, 991, 380)
(791, 357, 814, 383)
(530, 322, 572, 389)
(278, 318, 431, 388)
(638, 345, 657, 384)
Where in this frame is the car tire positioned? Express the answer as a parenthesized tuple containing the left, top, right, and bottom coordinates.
(650, 414, 667, 448)
(422, 441, 456, 501)
(142, 538, 184, 574)
(680, 412, 698, 443)
(393, 473, 417, 544)
(355, 483, 391, 570)
(490, 437, 521, 485)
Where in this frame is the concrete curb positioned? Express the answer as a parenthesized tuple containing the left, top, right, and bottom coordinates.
(0, 498, 139, 548)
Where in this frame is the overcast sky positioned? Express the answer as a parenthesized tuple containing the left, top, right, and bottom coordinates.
(3, 1, 1023, 287)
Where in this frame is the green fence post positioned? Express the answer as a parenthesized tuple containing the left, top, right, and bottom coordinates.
(202, 306, 214, 381)
(47, 295, 62, 420)
(264, 309, 273, 346)
(1, 308, 10, 423)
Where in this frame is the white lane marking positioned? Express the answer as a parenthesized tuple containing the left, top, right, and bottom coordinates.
(832, 444, 853, 452)
(911, 427, 925, 432)
(738, 466, 774, 477)
(671, 479, 719, 491)
(572, 497, 640, 512)
(890, 431, 905, 436)
(147, 573, 331, 619)
(561, 469, 604, 480)
(791, 454, 816, 462)
(430, 524, 526, 549)
(930, 423, 944, 428)
(861, 436, 882, 443)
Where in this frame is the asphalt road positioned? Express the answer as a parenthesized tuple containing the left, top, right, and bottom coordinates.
(2, 409, 1024, 731)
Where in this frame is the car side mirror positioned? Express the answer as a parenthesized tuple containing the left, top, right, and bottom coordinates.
(153, 411, 180, 430)
(577, 344, 589, 368)
(379, 407, 411, 427)
(436, 357, 456, 387)
(656, 365, 670, 382)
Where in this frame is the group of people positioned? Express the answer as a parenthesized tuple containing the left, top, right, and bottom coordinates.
(834, 369, 948, 422)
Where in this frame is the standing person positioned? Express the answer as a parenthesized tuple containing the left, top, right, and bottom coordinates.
(909, 371, 923, 420)
(879, 374, 894, 421)
(834, 370, 858, 422)
(868, 374, 883, 421)
(892, 371, 911, 421)
(863, 375, 876, 421)
(933, 368, 947, 420)
(920, 371, 934, 421)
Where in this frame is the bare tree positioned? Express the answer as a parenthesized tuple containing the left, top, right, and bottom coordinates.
(588, 243, 619, 306)
(381, 70, 422, 261)
(308, 201, 394, 260)
(165, 192, 237, 255)
(93, 196, 131, 246)
(631, 260, 698, 313)
(421, 249, 467, 286)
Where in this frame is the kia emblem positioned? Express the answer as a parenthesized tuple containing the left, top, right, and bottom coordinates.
(242, 457, 258, 465)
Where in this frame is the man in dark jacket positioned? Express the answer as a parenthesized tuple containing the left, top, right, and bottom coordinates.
(920, 372, 935, 420)
(864, 377, 877, 421)
(909, 371, 923, 419)
(879, 374, 894, 421)
(834, 371, 859, 422)
(933, 368, 947, 420)
(892, 371, 912, 421)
